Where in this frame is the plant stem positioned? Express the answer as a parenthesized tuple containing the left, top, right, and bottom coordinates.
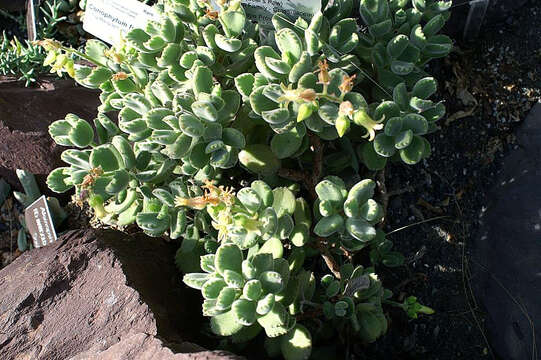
(316, 237, 341, 279)
(383, 299, 404, 309)
(277, 168, 306, 182)
(296, 307, 324, 321)
(60, 45, 107, 68)
(377, 169, 388, 227)
(309, 132, 324, 192)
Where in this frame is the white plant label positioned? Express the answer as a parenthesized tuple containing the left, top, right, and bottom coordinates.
(211, 0, 322, 28)
(83, 0, 160, 45)
(25, 196, 57, 249)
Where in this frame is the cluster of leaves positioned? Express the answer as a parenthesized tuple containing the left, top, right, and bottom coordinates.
(40, 0, 452, 358)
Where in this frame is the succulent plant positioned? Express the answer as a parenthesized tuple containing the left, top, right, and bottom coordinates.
(13, 169, 67, 252)
(38, 0, 452, 357)
(313, 178, 383, 249)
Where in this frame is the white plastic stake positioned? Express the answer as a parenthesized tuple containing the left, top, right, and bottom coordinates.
(463, 0, 490, 40)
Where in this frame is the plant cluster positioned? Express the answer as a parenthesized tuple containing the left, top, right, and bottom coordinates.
(40, 0, 451, 358)
(0, 0, 70, 85)
(0, 0, 154, 85)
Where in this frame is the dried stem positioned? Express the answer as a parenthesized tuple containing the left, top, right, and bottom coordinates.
(277, 131, 339, 278)
(377, 169, 388, 228)
(278, 132, 325, 199)
(308, 132, 324, 191)
(316, 237, 342, 279)
(296, 307, 323, 321)
(277, 168, 306, 182)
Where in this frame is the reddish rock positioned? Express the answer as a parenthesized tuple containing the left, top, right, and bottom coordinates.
(71, 333, 241, 360)
(0, 229, 242, 360)
(0, 77, 100, 197)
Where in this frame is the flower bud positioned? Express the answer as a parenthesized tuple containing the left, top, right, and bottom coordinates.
(297, 103, 313, 122)
(335, 115, 351, 138)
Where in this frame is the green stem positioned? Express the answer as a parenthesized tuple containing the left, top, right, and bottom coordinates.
(126, 63, 144, 93)
(317, 92, 342, 103)
(382, 299, 404, 308)
(60, 45, 107, 68)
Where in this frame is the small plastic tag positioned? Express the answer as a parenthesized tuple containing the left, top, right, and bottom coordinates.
(83, 0, 160, 45)
(210, 0, 321, 29)
(244, 0, 321, 28)
(26, 0, 38, 41)
(24, 196, 57, 249)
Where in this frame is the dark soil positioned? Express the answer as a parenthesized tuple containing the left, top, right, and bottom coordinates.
(0, 77, 100, 268)
(0, 77, 100, 191)
(358, 2, 541, 360)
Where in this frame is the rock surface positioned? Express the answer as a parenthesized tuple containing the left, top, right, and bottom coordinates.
(0, 229, 242, 360)
(0, 78, 100, 197)
(473, 102, 541, 360)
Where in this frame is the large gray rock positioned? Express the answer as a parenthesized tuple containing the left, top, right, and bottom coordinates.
(473, 102, 541, 360)
(0, 229, 242, 360)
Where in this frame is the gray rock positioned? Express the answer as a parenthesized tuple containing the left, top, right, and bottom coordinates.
(0, 229, 242, 360)
(473, 102, 541, 360)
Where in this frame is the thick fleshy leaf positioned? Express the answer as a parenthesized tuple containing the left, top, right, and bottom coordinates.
(192, 101, 218, 122)
(272, 188, 296, 218)
(239, 144, 281, 176)
(90, 145, 121, 172)
(252, 181, 274, 207)
(359, 143, 387, 171)
(394, 129, 413, 149)
(345, 217, 377, 242)
(215, 34, 243, 52)
(315, 180, 344, 203)
(402, 114, 428, 135)
(202, 278, 227, 299)
(243, 280, 263, 301)
(47, 167, 73, 193)
(276, 28, 303, 62)
(373, 133, 397, 157)
(183, 273, 210, 290)
(222, 128, 246, 148)
(387, 34, 409, 58)
(257, 302, 291, 337)
(224, 270, 245, 288)
(258, 238, 284, 259)
(280, 324, 312, 360)
(237, 188, 262, 213)
(193, 66, 213, 97)
(270, 129, 302, 159)
(314, 214, 344, 237)
(235, 73, 255, 98)
(360, 199, 383, 223)
(412, 77, 437, 99)
(216, 287, 239, 310)
(232, 299, 257, 326)
(400, 135, 426, 164)
(210, 310, 243, 336)
(256, 293, 275, 315)
(215, 243, 243, 275)
(220, 10, 245, 37)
